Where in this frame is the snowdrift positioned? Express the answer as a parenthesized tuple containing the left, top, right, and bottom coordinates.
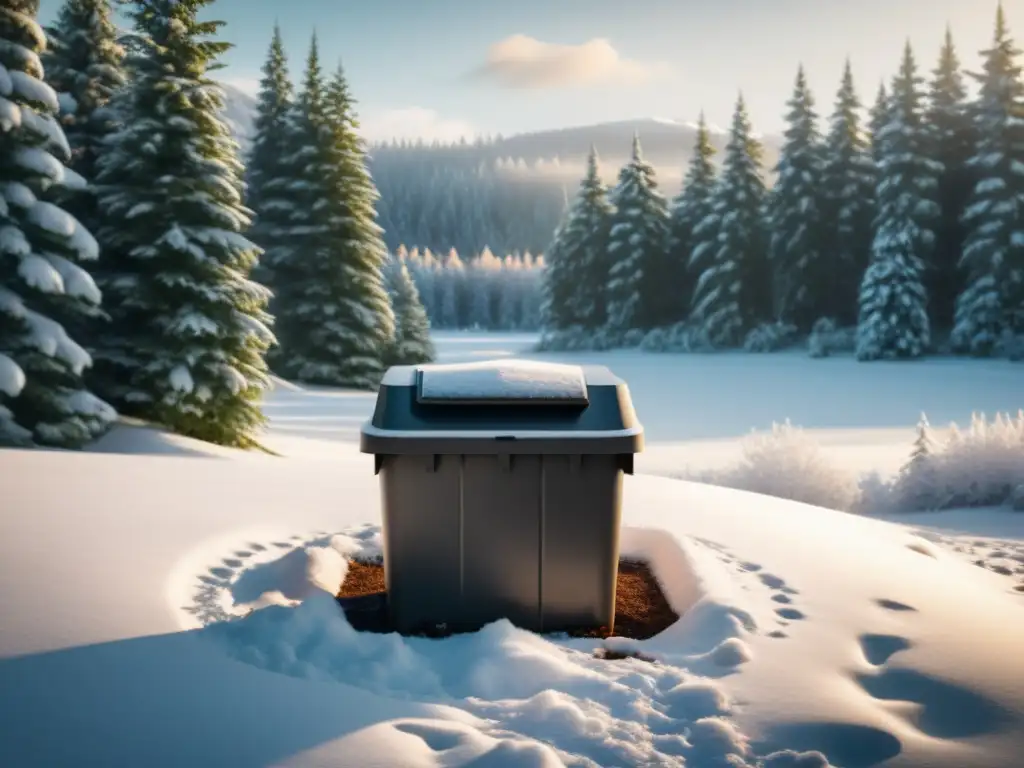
(2, 446, 1024, 767)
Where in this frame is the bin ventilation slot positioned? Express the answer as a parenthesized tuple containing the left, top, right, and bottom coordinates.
(416, 359, 589, 406)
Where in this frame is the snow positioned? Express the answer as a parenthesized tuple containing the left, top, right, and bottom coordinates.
(2, 333, 1023, 767)
(28, 201, 100, 260)
(169, 364, 195, 394)
(414, 359, 589, 403)
(0, 352, 25, 397)
(7, 69, 59, 113)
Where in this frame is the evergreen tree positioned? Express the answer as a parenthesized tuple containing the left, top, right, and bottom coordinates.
(246, 24, 294, 290)
(768, 65, 826, 330)
(0, 0, 115, 447)
(92, 0, 274, 447)
(669, 113, 717, 321)
(605, 135, 672, 332)
(387, 261, 434, 365)
(272, 59, 393, 386)
(856, 42, 940, 360)
(541, 145, 613, 330)
(895, 413, 940, 510)
(952, 5, 1024, 354)
(439, 249, 462, 327)
(41, 0, 125, 238)
(927, 27, 974, 332)
(690, 94, 770, 345)
(821, 60, 876, 327)
(869, 81, 890, 165)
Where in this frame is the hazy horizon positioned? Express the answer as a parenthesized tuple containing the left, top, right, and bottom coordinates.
(38, 0, 1021, 143)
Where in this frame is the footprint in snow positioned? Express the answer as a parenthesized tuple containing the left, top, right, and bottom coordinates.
(858, 634, 912, 666)
(776, 607, 806, 621)
(875, 598, 917, 613)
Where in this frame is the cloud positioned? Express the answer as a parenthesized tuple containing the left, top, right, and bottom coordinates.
(358, 107, 475, 143)
(469, 34, 666, 89)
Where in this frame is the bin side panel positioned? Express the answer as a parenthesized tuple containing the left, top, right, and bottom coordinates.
(380, 455, 462, 633)
(540, 455, 622, 632)
(461, 455, 542, 631)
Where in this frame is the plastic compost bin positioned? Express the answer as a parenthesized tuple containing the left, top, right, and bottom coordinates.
(359, 358, 644, 635)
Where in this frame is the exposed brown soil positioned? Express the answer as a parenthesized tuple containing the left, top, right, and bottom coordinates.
(336, 557, 678, 644)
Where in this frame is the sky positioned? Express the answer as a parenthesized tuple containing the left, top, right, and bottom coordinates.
(38, 0, 1024, 143)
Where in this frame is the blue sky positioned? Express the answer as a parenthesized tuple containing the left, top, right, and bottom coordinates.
(38, 0, 1022, 142)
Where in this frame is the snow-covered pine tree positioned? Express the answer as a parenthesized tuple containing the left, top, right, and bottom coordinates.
(669, 113, 716, 322)
(690, 94, 771, 346)
(869, 81, 890, 165)
(856, 42, 940, 360)
(41, 0, 125, 238)
(387, 261, 434, 366)
(497, 254, 521, 330)
(541, 145, 613, 331)
(894, 412, 940, 510)
(605, 135, 672, 332)
(952, 5, 1024, 355)
(245, 24, 294, 291)
(468, 246, 498, 328)
(439, 248, 463, 328)
(926, 27, 974, 333)
(768, 65, 826, 330)
(820, 60, 876, 328)
(0, 0, 116, 447)
(91, 0, 274, 447)
(275, 61, 393, 386)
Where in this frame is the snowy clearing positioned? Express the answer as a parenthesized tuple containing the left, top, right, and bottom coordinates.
(2, 332, 1023, 767)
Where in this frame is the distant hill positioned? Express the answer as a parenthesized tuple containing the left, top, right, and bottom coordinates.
(493, 117, 781, 175)
(219, 83, 256, 147)
(216, 86, 783, 189)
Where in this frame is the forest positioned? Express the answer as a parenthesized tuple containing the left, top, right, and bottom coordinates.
(1, 0, 1021, 453)
(541, 6, 1024, 361)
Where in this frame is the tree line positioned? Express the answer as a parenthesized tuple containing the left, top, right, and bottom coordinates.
(386, 247, 545, 332)
(542, 5, 1024, 361)
(0, 0, 426, 450)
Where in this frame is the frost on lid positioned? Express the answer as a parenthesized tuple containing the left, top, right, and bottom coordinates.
(417, 359, 589, 404)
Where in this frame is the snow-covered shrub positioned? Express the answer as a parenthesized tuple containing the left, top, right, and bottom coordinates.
(669, 322, 712, 352)
(534, 327, 587, 352)
(743, 321, 799, 353)
(1012, 483, 1024, 511)
(690, 421, 860, 512)
(622, 328, 646, 348)
(997, 329, 1024, 362)
(808, 317, 856, 358)
(892, 412, 1024, 511)
(640, 327, 670, 351)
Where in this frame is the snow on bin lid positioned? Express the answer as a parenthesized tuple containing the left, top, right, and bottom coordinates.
(416, 359, 589, 405)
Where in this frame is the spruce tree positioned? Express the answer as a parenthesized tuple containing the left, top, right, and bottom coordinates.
(271, 59, 393, 386)
(856, 42, 940, 360)
(821, 60, 876, 327)
(246, 24, 294, 290)
(92, 0, 274, 447)
(669, 113, 717, 322)
(0, 0, 115, 447)
(541, 145, 613, 331)
(952, 5, 1024, 354)
(927, 27, 974, 333)
(869, 82, 890, 165)
(690, 94, 770, 345)
(605, 135, 672, 332)
(41, 0, 125, 236)
(768, 65, 826, 330)
(387, 261, 435, 365)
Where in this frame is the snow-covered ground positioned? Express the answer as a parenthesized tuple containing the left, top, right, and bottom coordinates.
(2, 332, 1023, 767)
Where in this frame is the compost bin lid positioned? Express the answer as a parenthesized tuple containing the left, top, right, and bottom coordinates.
(359, 358, 643, 456)
(416, 359, 589, 406)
